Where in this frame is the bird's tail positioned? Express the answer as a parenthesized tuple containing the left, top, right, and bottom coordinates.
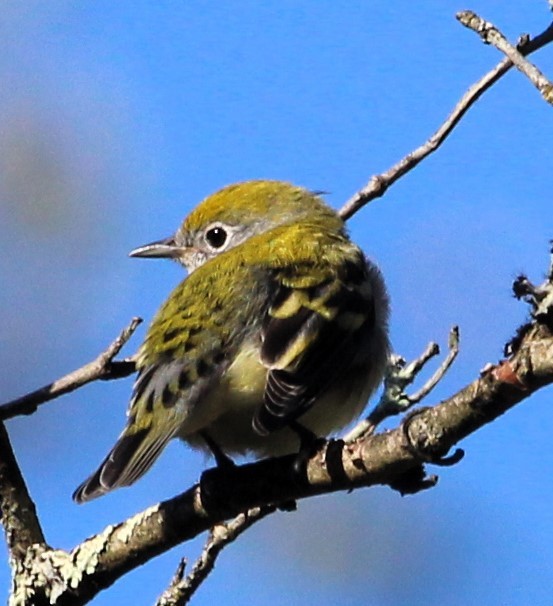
(73, 424, 175, 503)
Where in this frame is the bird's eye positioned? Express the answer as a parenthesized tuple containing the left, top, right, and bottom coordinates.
(205, 225, 228, 249)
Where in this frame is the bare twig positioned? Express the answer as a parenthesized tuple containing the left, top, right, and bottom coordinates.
(409, 326, 460, 403)
(0, 318, 141, 421)
(156, 506, 276, 606)
(458, 11, 553, 105)
(344, 326, 460, 441)
(338, 20, 553, 220)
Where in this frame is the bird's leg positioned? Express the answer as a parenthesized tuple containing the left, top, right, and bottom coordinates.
(288, 421, 325, 474)
(288, 420, 319, 450)
(200, 431, 236, 469)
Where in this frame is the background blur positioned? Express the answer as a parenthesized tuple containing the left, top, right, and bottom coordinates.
(1, 2, 553, 605)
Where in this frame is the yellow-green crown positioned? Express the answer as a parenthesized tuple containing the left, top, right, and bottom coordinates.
(182, 180, 343, 233)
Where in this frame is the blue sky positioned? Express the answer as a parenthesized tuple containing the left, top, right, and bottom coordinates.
(1, 2, 552, 605)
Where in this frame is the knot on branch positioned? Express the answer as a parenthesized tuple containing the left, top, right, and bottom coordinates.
(401, 407, 465, 467)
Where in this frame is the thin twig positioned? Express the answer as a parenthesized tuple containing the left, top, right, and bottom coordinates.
(344, 326, 460, 441)
(338, 20, 553, 220)
(156, 506, 276, 606)
(0, 318, 141, 421)
(409, 326, 460, 403)
(458, 11, 553, 105)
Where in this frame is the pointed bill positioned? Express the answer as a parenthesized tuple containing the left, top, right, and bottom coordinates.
(129, 236, 181, 259)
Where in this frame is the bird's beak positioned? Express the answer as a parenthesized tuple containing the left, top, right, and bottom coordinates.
(129, 236, 182, 259)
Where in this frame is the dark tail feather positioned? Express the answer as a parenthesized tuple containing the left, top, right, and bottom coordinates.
(73, 428, 150, 503)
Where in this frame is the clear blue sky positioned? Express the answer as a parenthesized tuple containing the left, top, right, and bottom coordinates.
(1, 2, 552, 605)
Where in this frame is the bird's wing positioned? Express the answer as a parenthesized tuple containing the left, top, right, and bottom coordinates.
(253, 253, 376, 435)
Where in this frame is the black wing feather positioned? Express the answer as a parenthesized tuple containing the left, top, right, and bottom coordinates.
(254, 272, 373, 435)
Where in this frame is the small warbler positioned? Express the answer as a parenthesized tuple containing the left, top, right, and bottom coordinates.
(74, 180, 390, 503)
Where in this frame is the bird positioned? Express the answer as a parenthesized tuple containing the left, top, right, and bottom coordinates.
(73, 180, 390, 503)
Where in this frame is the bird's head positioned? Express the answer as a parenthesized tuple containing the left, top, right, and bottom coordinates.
(129, 180, 342, 272)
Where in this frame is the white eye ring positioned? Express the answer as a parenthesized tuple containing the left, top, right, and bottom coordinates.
(204, 223, 229, 250)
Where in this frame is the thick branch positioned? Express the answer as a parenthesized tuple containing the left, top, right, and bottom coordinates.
(338, 19, 553, 220)
(0, 422, 46, 564)
(0, 318, 141, 421)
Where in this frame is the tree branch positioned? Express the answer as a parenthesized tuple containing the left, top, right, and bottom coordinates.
(156, 506, 276, 606)
(0, 421, 50, 606)
(344, 326, 460, 441)
(0, 318, 141, 421)
(458, 11, 553, 105)
(338, 19, 553, 220)
(0, 422, 46, 561)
